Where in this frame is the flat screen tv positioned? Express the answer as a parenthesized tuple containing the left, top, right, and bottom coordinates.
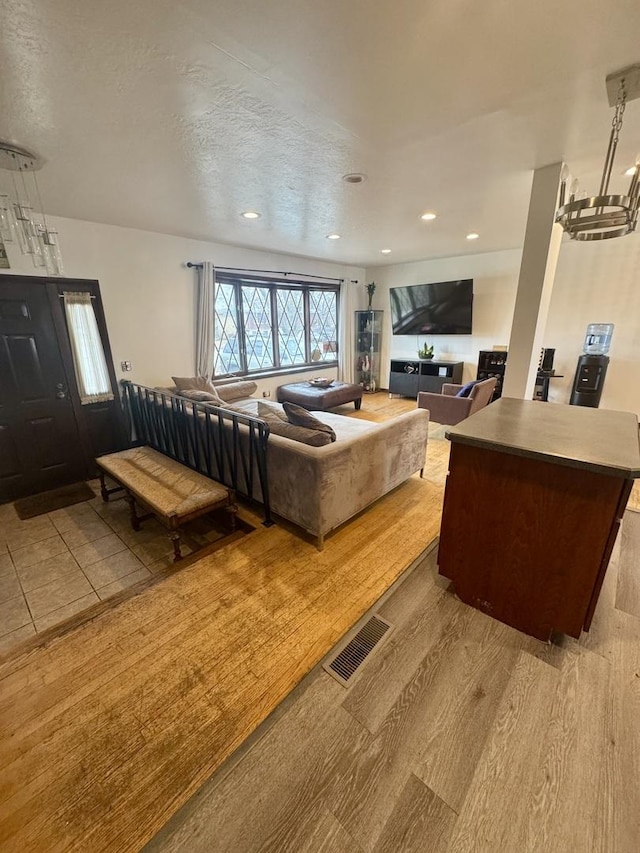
(389, 279, 473, 335)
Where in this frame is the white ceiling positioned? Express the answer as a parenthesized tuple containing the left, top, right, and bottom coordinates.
(2, 0, 640, 266)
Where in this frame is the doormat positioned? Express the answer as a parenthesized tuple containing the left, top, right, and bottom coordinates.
(14, 482, 96, 520)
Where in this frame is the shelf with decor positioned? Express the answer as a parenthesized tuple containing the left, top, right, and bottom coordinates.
(476, 350, 507, 400)
(355, 309, 383, 392)
(389, 359, 464, 398)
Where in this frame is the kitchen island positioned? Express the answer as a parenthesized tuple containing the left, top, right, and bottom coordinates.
(438, 398, 640, 640)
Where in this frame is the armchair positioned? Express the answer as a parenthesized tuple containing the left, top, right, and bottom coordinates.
(417, 377, 497, 425)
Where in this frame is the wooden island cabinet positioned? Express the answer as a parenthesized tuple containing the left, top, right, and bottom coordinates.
(438, 398, 640, 641)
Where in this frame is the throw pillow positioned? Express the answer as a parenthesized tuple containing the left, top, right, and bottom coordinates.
(215, 380, 258, 402)
(179, 389, 222, 404)
(455, 380, 480, 398)
(172, 375, 218, 395)
(257, 401, 287, 421)
(257, 402, 333, 446)
(282, 402, 337, 442)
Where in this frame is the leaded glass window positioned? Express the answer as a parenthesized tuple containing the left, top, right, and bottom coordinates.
(213, 274, 339, 376)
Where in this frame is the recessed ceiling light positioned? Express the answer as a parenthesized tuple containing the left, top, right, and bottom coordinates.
(326, 233, 341, 240)
(343, 173, 367, 184)
(624, 166, 637, 176)
(380, 248, 391, 254)
(420, 212, 437, 221)
(241, 211, 261, 219)
(466, 232, 479, 240)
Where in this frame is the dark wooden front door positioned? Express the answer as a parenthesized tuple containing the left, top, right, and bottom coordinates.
(0, 280, 86, 501)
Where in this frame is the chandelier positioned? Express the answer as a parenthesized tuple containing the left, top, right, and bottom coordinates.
(556, 65, 640, 241)
(0, 141, 64, 274)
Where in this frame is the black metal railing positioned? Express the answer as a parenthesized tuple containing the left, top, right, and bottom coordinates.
(121, 381, 272, 525)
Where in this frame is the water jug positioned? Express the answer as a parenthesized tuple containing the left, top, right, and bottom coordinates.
(583, 323, 614, 356)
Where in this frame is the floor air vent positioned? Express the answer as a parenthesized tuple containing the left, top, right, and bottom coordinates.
(323, 614, 393, 687)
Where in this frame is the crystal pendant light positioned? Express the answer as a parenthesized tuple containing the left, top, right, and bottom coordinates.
(0, 194, 17, 241)
(0, 141, 64, 273)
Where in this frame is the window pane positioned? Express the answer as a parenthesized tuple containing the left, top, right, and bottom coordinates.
(241, 286, 274, 371)
(214, 282, 241, 375)
(63, 293, 114, 405)
(276, 289, 305, 366)
(309, 290, 338, 362)
(212, 276, 339, 377)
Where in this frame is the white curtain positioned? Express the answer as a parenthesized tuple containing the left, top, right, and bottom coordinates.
(63, 292, 114, 404)
(338, 279, 357, 383)
(195, 261, 215, 380)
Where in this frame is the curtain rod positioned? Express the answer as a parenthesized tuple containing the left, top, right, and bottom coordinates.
(57, 293, 96, 299)
(186, 262, 343, 283)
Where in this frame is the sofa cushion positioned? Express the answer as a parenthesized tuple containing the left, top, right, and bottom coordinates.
(283, 402, 337, 442)
(172, 375, 220, 396)
(456, 380, 480, 398)
(257, 401, 287, 421)
(215, 380, 258, 402)
(257, 402, 333, 446)
(179, 389, 222, 404)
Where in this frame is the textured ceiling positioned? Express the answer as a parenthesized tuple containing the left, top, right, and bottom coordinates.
(1, 0, 640, 265)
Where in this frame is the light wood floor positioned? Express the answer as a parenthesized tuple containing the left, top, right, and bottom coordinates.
(148, 510, 640, 853)
(0, 394, 445, 852)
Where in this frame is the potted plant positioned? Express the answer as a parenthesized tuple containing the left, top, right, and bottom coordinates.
(418, 342, 434, 360)
(366, 281, 376, 309)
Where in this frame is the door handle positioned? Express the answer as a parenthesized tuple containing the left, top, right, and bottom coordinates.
(55, 383, 67, 400)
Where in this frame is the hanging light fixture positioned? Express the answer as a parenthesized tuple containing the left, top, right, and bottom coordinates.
(0, 141, 64, 274)
(556, 65, 640, 241)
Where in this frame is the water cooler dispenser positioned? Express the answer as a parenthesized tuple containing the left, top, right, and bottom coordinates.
(569, 324, 613, 408)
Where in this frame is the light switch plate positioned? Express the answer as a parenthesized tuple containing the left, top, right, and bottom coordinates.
(121, 360, 132, 372)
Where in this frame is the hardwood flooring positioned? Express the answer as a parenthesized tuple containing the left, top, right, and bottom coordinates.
(627, 479, 640, 512)
(0, 394, 445, 852)
(2, 394, 637, 852)
(148, 509, 640, 853)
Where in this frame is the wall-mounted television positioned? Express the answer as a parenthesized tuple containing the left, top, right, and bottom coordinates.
(389, 279, 473, 335)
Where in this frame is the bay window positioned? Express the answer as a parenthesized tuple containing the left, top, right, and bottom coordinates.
(213, 273, 339, 377)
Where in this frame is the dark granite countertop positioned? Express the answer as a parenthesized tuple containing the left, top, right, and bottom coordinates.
(445, 398, 640, 478)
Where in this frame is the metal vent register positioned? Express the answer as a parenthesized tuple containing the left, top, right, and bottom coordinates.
(323, 615, 393, 686)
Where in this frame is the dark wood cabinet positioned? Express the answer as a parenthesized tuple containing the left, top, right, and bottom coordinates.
(389, 359, 463, 397)
(438, 399, 640, 641)
(476, 350, 507, 400)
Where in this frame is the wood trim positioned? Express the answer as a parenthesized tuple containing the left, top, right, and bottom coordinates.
(52, 279, 127, 450)
(46, 282, 95, 476)
(583, 477, 634, 630)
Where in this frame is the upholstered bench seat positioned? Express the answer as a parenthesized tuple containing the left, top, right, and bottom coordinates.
(96, 446, 237, 560)
(276, 380, 363, 411)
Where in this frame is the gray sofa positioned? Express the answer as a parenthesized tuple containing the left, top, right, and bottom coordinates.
(158, 384, 430, 548)
(231, 398, 430, 548)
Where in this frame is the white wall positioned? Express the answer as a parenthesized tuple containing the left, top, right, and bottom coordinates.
(366, 249, 522, 385)
(544, 235, 640, 414)
(0, 217, 365, 395)
(4, 216, 637, 413)
(367, 235, 640, 415)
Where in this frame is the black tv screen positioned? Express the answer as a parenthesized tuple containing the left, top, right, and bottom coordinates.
(389, 279, 473, 335)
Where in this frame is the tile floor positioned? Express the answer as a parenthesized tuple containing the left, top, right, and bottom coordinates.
(0, 480, 227, 656)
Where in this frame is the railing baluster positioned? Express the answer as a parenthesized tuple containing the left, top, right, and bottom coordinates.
(203, 409, 214, 478)
(121, 382, 271, 525)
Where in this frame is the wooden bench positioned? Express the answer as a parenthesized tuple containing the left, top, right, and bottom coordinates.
(96, 446, 237, 561)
